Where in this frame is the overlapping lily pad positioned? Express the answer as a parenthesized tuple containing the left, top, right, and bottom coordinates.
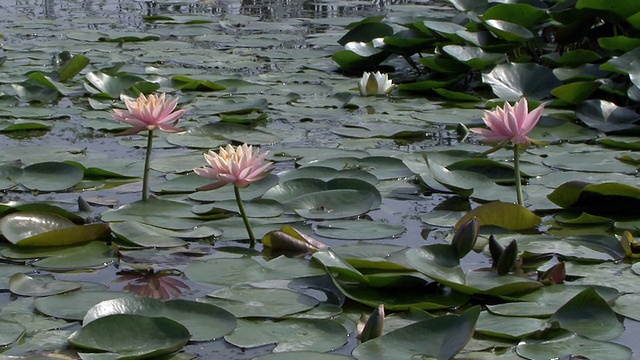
(68, 314, 190, 358)
(0, 212, 110, 247)
(225, 318, 347, 353)
(83, 297, 236, 341)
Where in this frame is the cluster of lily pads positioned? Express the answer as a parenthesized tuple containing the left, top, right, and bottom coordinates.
(0, 0, 639, 359)
(335, 0, 640, 120)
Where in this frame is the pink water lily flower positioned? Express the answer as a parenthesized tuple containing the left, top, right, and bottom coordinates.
(471, 98, 545, 146)
(112, 93, 188, 135)
(194, 144, 274, 191)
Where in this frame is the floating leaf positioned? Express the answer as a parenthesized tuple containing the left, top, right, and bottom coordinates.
(476, 311, 547, 339)
(0, 318, 26, 347)
(575, 99, 640, 133)
(18, 162, 84, 191)
(186, 255, 324, 287)
(454, 202, 541, 231)
(34, 290, 135, 320)
(204, 284, 319, 318)
(516, 330, 632, 360)
(225, 318, 347, 353)
(0, 212, 111, 247)
(286, 189, 377, 220)
(314, 220, 405, 240)
(101, 199, 203, 230)
(9, 273, 81, 297)
(84, 298, 236, 342)
(482, 63, 562, 100)
(110, 221, 188, 248)
(352, 306, 480, 360)
(547, 181, 640, 217)
(549, 288, 624, 341)
(68, 314, 190, 358)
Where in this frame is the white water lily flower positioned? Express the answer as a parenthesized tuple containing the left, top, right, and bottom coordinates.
(358, 71, 395, 96)
(372, 37, 386, 48)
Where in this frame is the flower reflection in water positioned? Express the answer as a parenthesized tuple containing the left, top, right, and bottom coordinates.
(114, 269, 190, 300)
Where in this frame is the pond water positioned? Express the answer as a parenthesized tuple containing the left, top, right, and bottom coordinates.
(0, 0, 639, 359)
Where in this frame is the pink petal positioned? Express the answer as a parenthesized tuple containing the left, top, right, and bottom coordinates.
(513, 98, 529, 128)
(520, 102, 545, 134)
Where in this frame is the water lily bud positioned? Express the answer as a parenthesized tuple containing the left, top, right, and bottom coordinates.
(77, 196, 92, 212)
(488, 234, 503, 266)
(497, 239, 518, 275)
(452, 217, 479, 259)
(539, 261, 566, 285)
(358, 304, 385, 342)
(621, 231, 640, 259)
(358, 71, 395, 96)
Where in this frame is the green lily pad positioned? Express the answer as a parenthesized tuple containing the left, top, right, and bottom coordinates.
(331, 122, 429, 139)
(442, 45, 506, 70)
(286, 189, 376, 220)
(303, 156, 412, 180)
(0, 318, 26, 347)
(476, 311, 547, 339)
(189, 172, 279, 202)
(314, 220, 405, 240)
(482, 63, 562, 100)
(613, 293, 640, 321)
(185, 255, 325, 286)
(549, 287, 624, 341)
(575, 99, 640, 133)
(0, 264, 32, 290)
(550, 81, 601, 104)
(191, 198, 283, 218)
(17, 162, 84, 191)
(487, 284, 620, 318)
(455, 202, 541, 231)
(329, 275, 471, 311)
(9, 273, 81, 297)
(481, 3, 548, 28)
(0, 212, 111, 247)
(34, 290, 135, 320)
(547, 181, 640, 217)
(352, 306, 480, 359)
(2, 329, 72, 357)
(85, 71, 152, 99)
(516, 330, 632, 360)
(405, 244, 541, 296)
(225, 318, 347, 353)
(68, 314, 190, 358)
(29, 241, 115, 271)
(110, 221, 188, 248)
(101, 199, 203, 230)
(253, 352, 353, 360)
(84, 298, 236, 342)
(204, 284, 319, 318)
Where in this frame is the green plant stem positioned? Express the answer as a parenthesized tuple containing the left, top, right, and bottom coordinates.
(142, 129, 154, 201)
(513, 143, 524, 207)
(234, 185, 256, 248)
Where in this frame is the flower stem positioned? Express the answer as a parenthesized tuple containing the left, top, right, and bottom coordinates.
(513, 143, 524, 206)
(234, 185, 256, 248)
(142, 130, 154, 201)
